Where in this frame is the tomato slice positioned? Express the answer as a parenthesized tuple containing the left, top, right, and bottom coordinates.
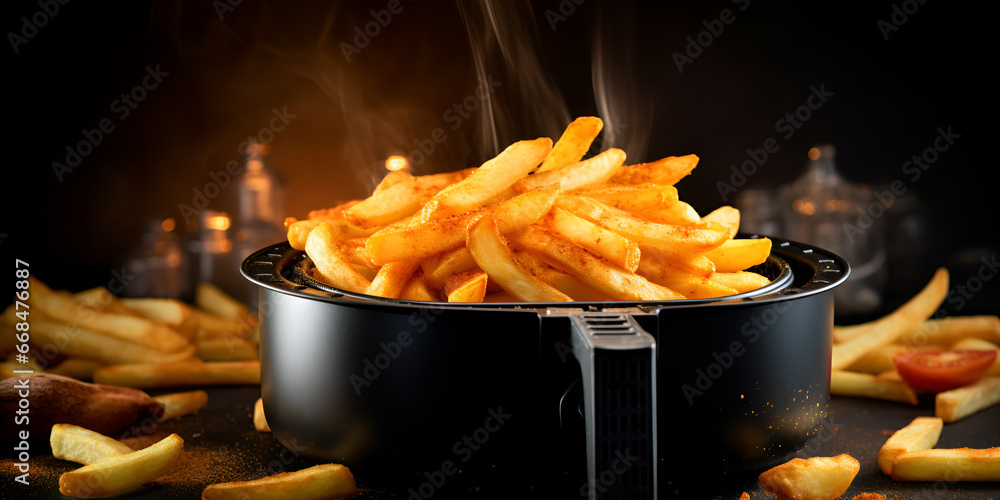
(892, 350, 997, 392)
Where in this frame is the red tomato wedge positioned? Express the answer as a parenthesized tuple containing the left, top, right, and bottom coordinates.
(892, 350, 997, 392)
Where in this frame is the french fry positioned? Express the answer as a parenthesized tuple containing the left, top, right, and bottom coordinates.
(192, 310, 254, 340)
(420, 246, 478, 290)
(59, 433, 184, 498)
(50, 423, 133, 465)
(26, 314, 196, 365)
(709, 272, 772, 294)
(555, 195, 729, 254)
(891, 447, 1000, 482)
(419, 137, 551, 222)
(608, 154, 698, 186)
(195, 282, 256, 324)
(48, 358, 105, 380)
(121, 297, 199, 341)
(93, 361, 261, 389)
(636, 261, 738, 299)
(399, 272, 441, 302)
(830, 370, 918, 405)
(29, 277, 191, 353)
(574, 184, 678, 213)
(639, 249, 716, 278)
(366, 260, 421, 299)
(537, 116, 603, 172)
(640, 200, 701, 225)
(154, 390, 208, 420)
(895, 316, 1000, 347)
(514, 251, 611, 302)
(305, 222, 373, 294)
(703, 238, 772, 274)
(201, 463, 357, 500)
(831, 268, 949, 371)
(701, 206, 740, 239)
(285, 212, 375, 251)
(195, 336, 258, 362)
(516, 147, 625, 193)
(444, 269, 489, 303)
(467, 216, 572, 302)
(74, 287, 137, 316)
(344, 170, 472, 228)
(951, 338, 1000, 376)
(513, 227, 684, 301)
(935, 376, 1000, 423)
(367, 185, 559, 265)
(878, 416, 943, 475)
(254, 397, 271, 432)
(543, 208, 641, 272)
(845, 343, 946, 375)
(758, 454, 860, 500)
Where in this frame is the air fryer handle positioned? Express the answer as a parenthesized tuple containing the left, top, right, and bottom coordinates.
(570, 312, 657, 500)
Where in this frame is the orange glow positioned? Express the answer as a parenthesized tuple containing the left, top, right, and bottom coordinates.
(161, 217, 176, 232)
(208, 215, 231, 231)
(793, 198, 816, 216)
(385, 155, 409, 172)
(825, 199, 849, 212)
(808, 147, 821, 160)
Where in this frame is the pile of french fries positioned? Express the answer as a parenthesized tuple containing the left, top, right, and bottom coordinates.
(829, 267, 1000, 422)
(1, 278, 260, 388)
(285, 116, 773, 303)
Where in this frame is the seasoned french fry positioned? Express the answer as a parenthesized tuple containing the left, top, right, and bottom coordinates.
(399, 272, 441, 302)
(703, 238, 772, 274)
(467, 216, 572, 302)
(344, 170, 472, 228)
(514, 251, 611, 302)
(640, 249, 716, 278)
(709, 271, 772, 294)
(516, 147, 625, 193)
(419, 138, 551, 222)
(608, 154, 698, 186)
(701, 206, 740, 239)
(758, 454, 860, 500)
(935, 376, 1000, 423)
(636, 262, 738, 299)
(574, 184, 678, 213)
(891, 447, 1000, 482)
(154, 390, 209, 420)
(254, 397, 271, 432)
(121, 297, 199, 341)
(59, 433, 184, 497)
(537, 116, 603, 172)
(830, 370, 918, 405)
(543, 208, 641, 272)
(202, 463, 357, 500)
(444, 270, 489, 303)
(640, 200, 701, 225)
(831, 269, 949, 371)
(93, 361, 261, 389)
(50, 423, 134, 465)
(420, 247, 478, 290)
(878, 416, 943, 475)
(305, 222, 372, 294)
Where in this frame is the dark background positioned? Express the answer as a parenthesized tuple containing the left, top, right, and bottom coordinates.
(2, 0, 997, 319)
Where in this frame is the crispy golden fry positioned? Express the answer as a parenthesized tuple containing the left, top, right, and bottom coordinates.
(196, 336, 258, 362)
(636, 261, 738, 299)
(537, 116, 603, 172)
(399, 272, 441, 302)
(365, 260, 420, 299)
(443, 270, 488, 303)
(202, 463, 357, 500)
(420, 246, 478, 290)
(514, 251, 611, 302)
(709, 271, 772, 294)
(467, 216, 572, 302)
(30, 277, 191, 353)
(738, 493, 750, 500)
(703, 238, 772, 273)
(830, 370, 918, 405)
(73, 287, 137, 316)
(555, 195, 729, 254)
(254, 397, 271, 432)
(367, 185, 559, 265)
(831, 268, 949, 371)
(891, 447, 1000, 481)
(758, 454, 860, 500)
(419, 138, 552, 222)
(608, 154, 698, 186)
(50, 423, 133, 465)
(154, 390, 209, 420)
(543, 208, 641, 272)
(93, 361, 260, 389)
(639, 249, 716, 278)
(893, 316, 1000, 347)
(26, 313, 196, 365)
(513, 227, 684, 301)
(935, 376, 1000, 423)
(285, 212, 375, 252)
(48, 358, 105, 380)
(640, 200, 701, 225)
(574, 184, 678, 213)
(516, 147, 625, 193)
(344, 170, 472, 228)
(701, 206, 740, 239)
(121, 297, 199, 341)
(195, 282, 256, 324)
(305, 222, 372, 294)
(59, 433, 184, 498)
(192, 310, 255, 341)
(845, 343, 946, 375)
(878, 417, 943, 475)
